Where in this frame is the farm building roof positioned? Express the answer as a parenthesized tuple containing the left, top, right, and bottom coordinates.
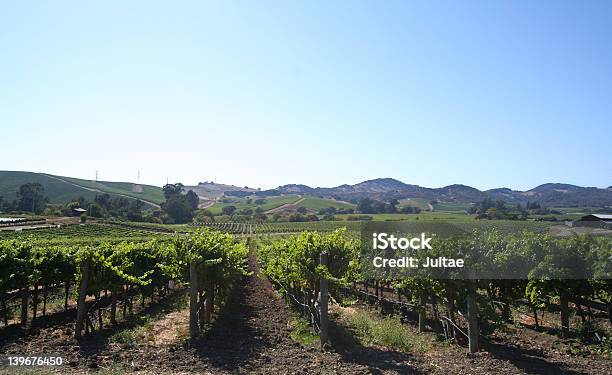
(579, 214, 612, 221)
(0, 217, 26, 223)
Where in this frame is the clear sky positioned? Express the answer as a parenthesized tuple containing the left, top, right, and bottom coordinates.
(1, 1, 610, 191)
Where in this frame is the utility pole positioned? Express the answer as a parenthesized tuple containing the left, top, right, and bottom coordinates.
(95, 170, 99, 182)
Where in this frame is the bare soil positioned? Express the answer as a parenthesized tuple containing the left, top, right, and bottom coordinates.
(1, 257, 610, 374)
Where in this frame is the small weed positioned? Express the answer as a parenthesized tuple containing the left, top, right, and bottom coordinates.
(345, 309, 433, 353)
(110, 329, 136, 345)
(339, 297, 358, 307)
(288, 314, 319, 347)
(110, 316, 154, 345)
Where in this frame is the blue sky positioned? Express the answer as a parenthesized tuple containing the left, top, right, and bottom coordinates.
(1, 1, 610, 190)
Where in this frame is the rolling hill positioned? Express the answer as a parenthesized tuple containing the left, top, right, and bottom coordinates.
(0, 171, 164, 206)
(2, 170, 610, 210)
(207, 195, 302, 215)
(182, 182, 257, 200)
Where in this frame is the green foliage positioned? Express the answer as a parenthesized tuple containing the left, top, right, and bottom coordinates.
(17, 182, 48, 213)
(0, 227, 248, 310)
(288, 314, 319, 346)
(177, 228, 249, 289)
(207, 195, 301, 215)
(257, 229, 359, 331)
(161, 184, 197, 224)
(345, 309, 433, 352)
(258, 229, 358, 293)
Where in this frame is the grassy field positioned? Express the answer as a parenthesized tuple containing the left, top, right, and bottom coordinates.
(0, 171, 99, 203)
(397, 197, 430, 209)
(333, 211, 556, 233)
(335, 211, 469, 221)
(433, 201, 472, 212)
(398, 198, 470, 212)
(207, 195, 301, 214)
(59, 175, 164, 204)
(297, 196, 355, 211)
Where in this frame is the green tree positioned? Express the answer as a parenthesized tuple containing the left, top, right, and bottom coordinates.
(163, 183, 184, 199)
(186, 190, 199, 211)
(357, 198, 375, 214)
(221, 205, 236, 215)
(88, 202, 103, 218)
(163, 198, 193, 224)
(386, 199, 399, 213)
(127, 200, 144, 221)
(16, 183, 48, 213)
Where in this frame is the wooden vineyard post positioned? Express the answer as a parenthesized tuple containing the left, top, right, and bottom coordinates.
(75, 261, 90, 338)
(559, 292, 570, 338)
(198, 291, 206, 328)
(32, 284, 38, 321)
(203, 285, 214, 324)
(1, 291, 7, 326)
(189, 260, 199, 340)
(319, 252, 329, 349)
(64, 281, 70, 311)
(418, 293, 426, 333)
(467, 282, 479, 353)
(20, 287, 28, 326)
(110, 289, 118, 325)
(42, 283, 48, 316)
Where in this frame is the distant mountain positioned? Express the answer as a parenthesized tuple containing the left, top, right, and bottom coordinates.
(277, 184, 315, 195)
(352, 178, 413, 192)
(521, 183, 612, 207)
(276, 179, 612, 208)
(436, 184, 485, 202)
(278, 178, 427, 201)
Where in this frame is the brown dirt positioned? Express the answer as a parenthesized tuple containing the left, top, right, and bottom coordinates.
(1, 257, 610, 374)
(349, 284, 611, 374)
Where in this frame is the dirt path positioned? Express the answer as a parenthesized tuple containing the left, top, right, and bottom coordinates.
(265, 196, 305, 214)
(164, 251, 378, 374)
(198, 199, 216, 209)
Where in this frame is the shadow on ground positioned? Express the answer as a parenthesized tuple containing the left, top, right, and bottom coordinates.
(190, 278, 269, 372)
(329, 316, 424, 374)
(484, 339, 585, 375)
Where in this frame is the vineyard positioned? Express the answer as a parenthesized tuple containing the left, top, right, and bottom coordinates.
(0, 227, 247, 339)
(0, 221, 610, 374)
(257, 229, 610, 343)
